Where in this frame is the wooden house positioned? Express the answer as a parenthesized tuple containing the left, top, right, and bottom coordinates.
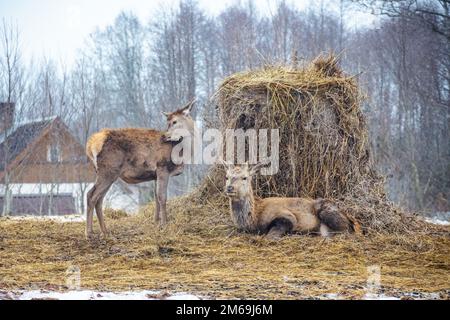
(0, 102, 95, 216)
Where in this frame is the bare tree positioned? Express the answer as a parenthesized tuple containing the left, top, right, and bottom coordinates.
(349, 0, 450, 39)
(0, 19, 25, 216)
(344, 3, 450, 210)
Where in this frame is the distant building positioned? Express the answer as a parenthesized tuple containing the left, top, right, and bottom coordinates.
(0, 102, 145, 216)
(0, 102, 95, 216)
(0, 194, 77, 216)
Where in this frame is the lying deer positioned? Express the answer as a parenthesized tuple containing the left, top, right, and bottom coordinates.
(224, 163, 360, 238)
(85, 100, 196, 239)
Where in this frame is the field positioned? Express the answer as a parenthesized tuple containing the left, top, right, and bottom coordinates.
(0, 196, 449, 300)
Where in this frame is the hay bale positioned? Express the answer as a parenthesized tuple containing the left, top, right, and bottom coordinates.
(212, 55, 373, 198)
(197, 55, 441, 235)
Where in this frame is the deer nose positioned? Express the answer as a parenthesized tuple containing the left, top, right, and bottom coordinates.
(226, 186, 234, 193)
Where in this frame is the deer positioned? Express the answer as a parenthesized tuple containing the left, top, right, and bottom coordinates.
(224, 163, 361, 239)
(84, 100, 196, 239)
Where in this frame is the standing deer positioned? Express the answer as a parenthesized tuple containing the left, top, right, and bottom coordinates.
(85, 100, 196, 239)
(224, 163, 360, 238)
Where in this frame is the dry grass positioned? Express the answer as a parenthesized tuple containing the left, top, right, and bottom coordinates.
(104, 208, 129, 220)
(0, 196, 448, 299)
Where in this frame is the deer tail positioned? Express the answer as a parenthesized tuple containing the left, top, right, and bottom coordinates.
(85, 131, 109, 170)
(346, 214, 362, 235)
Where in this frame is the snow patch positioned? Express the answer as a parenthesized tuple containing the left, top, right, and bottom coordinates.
(321, 293, 399, 300)
(11, 290, 202, 300)
(425, 218, 450, 226)
(363, 293, 400, 300)
(322, 292, 441, 300)
(423, 211, 450, 226)
(6, 215, 85, 223)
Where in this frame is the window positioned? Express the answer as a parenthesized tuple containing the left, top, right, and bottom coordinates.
(47, 143, 62, 163)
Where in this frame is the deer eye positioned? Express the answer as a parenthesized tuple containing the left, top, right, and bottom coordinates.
(242, 177, 247, 181)
(172, 121, 177, 125)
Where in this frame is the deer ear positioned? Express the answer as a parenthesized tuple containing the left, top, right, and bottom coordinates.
(161, 111, 171, 118)
(249, 162, 266, 175)
(218, 158, 233, 170)
(181, 99, 196, 116)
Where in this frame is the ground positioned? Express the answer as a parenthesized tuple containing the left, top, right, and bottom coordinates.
(0, 196, 449, 300)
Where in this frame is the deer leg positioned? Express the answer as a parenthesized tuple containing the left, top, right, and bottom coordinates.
(86, 185, 96, 239)
(319, 223, 331, 237)
(154, 180, 160, 223)
(266, 217, 294, 239)
(95, 190, 112, 238)
(156, 169, 169, 227)
(317, 200, 351, 234)
(86, 174, 117, 239)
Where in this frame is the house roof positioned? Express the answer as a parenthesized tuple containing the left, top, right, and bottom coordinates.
(0, 117, 57, 171)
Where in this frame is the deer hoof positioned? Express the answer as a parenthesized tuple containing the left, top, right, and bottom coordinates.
(158, 221, 168, 229)
(85, 231, 94, 241)
(266, 233, 282, 240)
(101, 231, 112, 240)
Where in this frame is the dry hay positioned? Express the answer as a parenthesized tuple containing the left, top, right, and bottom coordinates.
(198, 55, 440, 235)
(202, 54, 371, 198)
(104, 208, 129, 220)
(0, 197, 449, 299)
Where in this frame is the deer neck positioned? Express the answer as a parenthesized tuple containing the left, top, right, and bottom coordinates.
(230, 190, 256, 232)
(167, 126, 200, 165)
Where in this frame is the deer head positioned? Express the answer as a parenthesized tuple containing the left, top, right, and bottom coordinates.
(224, 162, 265, 198)
(162, 100, 196, 142)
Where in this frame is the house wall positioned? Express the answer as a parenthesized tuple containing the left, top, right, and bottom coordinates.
(9, 163, 95, 184)
(1, 182, 141, 215)
(6, 124, 96, 184)
(2, 183, 91, 214)
(21, 125, 85, 164)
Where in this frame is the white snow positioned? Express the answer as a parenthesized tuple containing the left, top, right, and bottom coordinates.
(321, 293, 399, 300)
(6, 214, 85, 223)
(425, 217, 450, 226)
(363, 293, 400, 300)
(322, 292, 441, 300)
(1, 289, 443, 300)
(424, 211, 450, 226)
(11, 289, 202, 300)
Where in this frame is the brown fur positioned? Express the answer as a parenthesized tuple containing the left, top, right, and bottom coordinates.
(225, 164, 360, 238)
(84, 101, 196, 239)
(87, 128, 182, 182)
(256, 196, 321, 233)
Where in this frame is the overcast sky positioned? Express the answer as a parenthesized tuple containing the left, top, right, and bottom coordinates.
(0, 0, 374, 69)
